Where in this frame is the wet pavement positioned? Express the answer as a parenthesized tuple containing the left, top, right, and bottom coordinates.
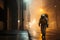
(0, 30, 60, 40)
(0, 31, 30, 40)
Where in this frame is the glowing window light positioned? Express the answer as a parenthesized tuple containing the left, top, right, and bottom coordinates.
(18, 20, 20, 23)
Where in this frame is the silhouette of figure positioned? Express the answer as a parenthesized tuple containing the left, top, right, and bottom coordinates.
(39, 14, 48, 38)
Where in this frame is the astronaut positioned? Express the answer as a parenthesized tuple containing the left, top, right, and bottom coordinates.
(39, 14, 48, 38)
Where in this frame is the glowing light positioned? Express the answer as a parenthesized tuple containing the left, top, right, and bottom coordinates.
(39, 9, 45, 13)
(18, 20, 20, 23)
(40, 9, 43, 12)
(41, 33, 42, 36)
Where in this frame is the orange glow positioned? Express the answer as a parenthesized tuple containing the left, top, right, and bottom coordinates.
(25, 0, 57, 40)
(40, 9, 44, 12)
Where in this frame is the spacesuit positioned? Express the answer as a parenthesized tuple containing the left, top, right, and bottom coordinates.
(39, 14, 48, 38)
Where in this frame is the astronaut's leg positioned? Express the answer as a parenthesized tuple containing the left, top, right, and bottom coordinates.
(41, 26, 46, 38)
(41, 26, 44, 36)
(43, 27, 46, 36)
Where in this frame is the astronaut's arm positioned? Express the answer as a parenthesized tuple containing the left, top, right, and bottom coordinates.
(46, 18, 49, 27)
